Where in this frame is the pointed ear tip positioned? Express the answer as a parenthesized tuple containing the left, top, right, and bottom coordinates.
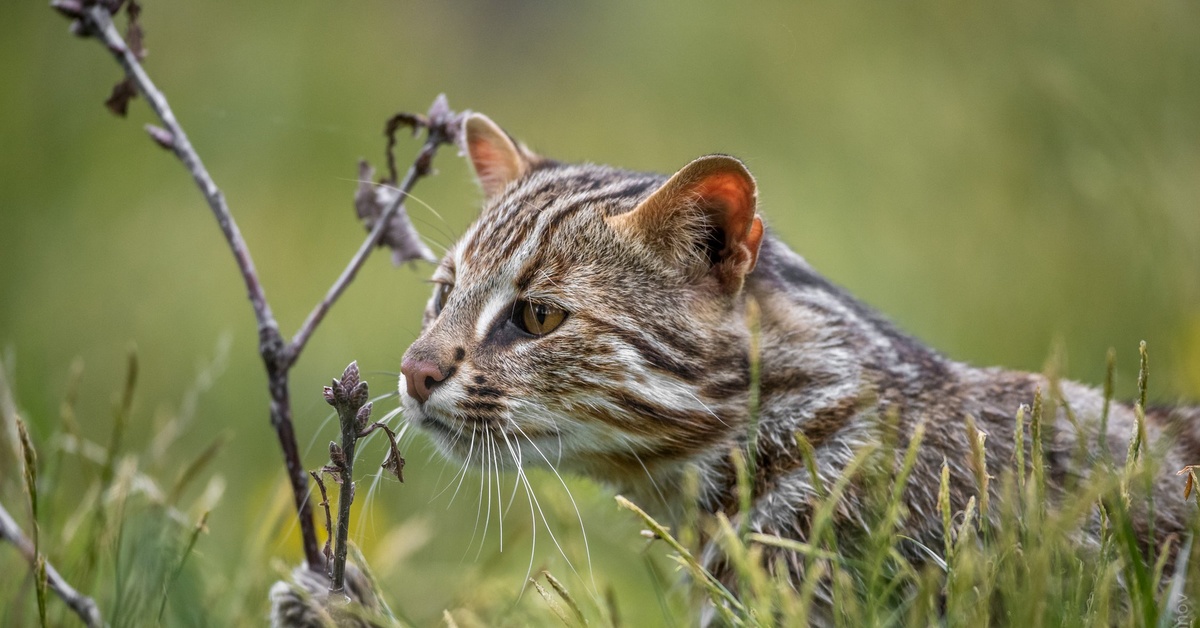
(464, 113, 503, 139)
(691, 154, 756, 184)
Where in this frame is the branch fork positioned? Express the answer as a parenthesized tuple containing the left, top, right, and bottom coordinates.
(43, 0, 447, 600)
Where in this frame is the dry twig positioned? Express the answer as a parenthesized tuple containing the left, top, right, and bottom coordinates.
(50, 0, 459, 574)
(0, 500, 103, 627)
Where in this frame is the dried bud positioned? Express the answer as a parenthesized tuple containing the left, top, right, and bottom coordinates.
(145, 124, 174, 150)
(51, 0, 85, 19)
(330, 378, 347, 405)
(125, 0, 145, 61)
(378, 424, 406, 483)
(426, 94, 457, 139)
(355, 403, 373, 432)
(341, 361, 360, 393)
(350, 381, 369, 410)
(329, 442, 345, 467)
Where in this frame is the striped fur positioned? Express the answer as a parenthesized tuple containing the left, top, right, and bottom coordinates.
(401, 115, 1200, 612)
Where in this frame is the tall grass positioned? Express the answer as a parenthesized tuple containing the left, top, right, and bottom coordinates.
(3, 342, 1198, 626)
(609, 344, 1200, 628)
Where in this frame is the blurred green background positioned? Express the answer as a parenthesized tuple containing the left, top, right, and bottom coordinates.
(2, 0, 1199, 625)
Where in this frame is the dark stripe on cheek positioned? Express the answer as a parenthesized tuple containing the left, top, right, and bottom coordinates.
(701, 375, 749, 400)
(588, 318, 704, 382)
(466, 386, 505, 398)
(616, 393, 716, 427)
(461, 399, 505, 413)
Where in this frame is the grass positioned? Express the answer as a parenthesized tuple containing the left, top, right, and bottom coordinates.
(2, 341, 1199, 626)
(602, 352, 1197, 628)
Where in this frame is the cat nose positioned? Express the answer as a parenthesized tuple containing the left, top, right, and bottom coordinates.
(401, 358, 447, 404)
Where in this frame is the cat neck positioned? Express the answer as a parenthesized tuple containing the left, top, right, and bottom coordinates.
(623, 234, 954, 522)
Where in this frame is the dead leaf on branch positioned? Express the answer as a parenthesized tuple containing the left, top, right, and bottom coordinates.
(124, 0, 145, 61)
(380, 425, 406, 483)
(354, 161, 436, 266)
(104, 77, 137, 117)
(355, 94, 466, 267)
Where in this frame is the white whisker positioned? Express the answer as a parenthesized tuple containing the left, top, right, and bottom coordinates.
(493, 426, 504, 552)
(510, 422, 596, 591)
(501, 431, 538, 593)
(619, 434, 669, 510)
(501, 430, 586, 594)
(464, 426, 488, 563)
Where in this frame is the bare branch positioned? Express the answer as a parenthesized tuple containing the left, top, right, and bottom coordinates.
(55, 0, 449, 580)
(58, 1, 312, 571)
(76, 3, 280, 341)
(0, 500, 104, 627)
(287, 99, 460, 363)
(309, 470, 334, 568)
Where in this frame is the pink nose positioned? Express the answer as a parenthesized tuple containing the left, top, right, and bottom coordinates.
(401, 358, 446, 404)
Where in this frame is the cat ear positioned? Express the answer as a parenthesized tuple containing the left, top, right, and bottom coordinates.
(463, 113, 538, 197)
(609, 155, 764, 293)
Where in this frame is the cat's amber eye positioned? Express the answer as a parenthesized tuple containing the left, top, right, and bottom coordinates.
(432, 283, 453, 315)
(513, 300, 567, 336)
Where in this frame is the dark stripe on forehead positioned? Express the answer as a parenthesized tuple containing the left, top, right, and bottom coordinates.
(531, 200, 592, 249)
(494, 184, 600, 264)
(460, 176, 551, 261)
(481, 176, 586, 263)
(495, 215, 538, 262)
(463, 202, 538, 266)
(459, 167, 665, 267)
(514, 249, 548, 290)
(520, 177, 662, 264)
(575, 177, 662, 212)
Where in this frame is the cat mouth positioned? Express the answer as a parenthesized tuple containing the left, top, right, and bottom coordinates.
(415, 407, 565, 463)
(414, 409, 497, 443)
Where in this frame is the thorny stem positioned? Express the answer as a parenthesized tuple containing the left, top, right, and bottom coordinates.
(0, 500, 104, 627)
(59, 2, 452, 574)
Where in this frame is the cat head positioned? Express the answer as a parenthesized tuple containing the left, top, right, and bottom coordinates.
(400, 113, 764, 484)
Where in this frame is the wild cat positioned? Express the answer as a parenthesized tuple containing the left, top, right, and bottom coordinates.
(398, 113, 1200, 611)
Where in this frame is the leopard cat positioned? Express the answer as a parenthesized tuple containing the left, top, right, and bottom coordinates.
(399, 113, 1200, 613)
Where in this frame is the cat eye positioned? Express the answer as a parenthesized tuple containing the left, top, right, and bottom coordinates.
(432, 282, 453, 315)
(513, 300, 567, 336)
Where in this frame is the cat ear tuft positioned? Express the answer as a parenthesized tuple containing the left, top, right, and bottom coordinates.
(463, 113, 537, 198)
(609, 155, 764, 294)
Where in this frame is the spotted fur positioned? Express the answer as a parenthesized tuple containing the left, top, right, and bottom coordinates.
(401, 114, 1200, 612)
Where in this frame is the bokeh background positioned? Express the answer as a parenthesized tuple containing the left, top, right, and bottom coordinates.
(2, 0, 1198, 625)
